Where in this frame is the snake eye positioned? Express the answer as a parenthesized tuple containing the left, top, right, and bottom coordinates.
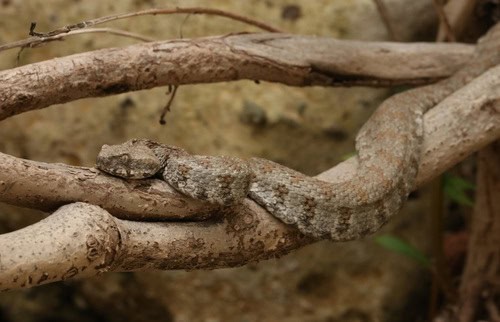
(119, 154, 130, 163)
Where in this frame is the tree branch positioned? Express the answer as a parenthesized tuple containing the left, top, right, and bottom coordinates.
(0, 201, 309, 290)
(0, 63, 499, 291)
(0, 157, 216, 220)
(1, 31, 499, 290)
(1, 64, 499, 220)
(0, 33, 474, 121)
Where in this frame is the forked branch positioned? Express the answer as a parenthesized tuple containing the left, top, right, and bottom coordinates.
(0, 28, 499, 290)
(0, 63, 499, 290)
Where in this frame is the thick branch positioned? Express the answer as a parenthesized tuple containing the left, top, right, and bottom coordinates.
(2, 83, 499, 289)
(0, 159, 216, 220)
(324, 63, 500, 188)
(0, 33, 499, 291)
(0, 33, 474, 121)
(1, 65, 499, 220)
(0, 202, 308, 290)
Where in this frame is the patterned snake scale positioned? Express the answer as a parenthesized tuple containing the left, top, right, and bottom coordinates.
(97, 24, 500, 241)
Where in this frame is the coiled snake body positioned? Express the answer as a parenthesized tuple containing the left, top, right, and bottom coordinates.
(97, 25, 500, 241)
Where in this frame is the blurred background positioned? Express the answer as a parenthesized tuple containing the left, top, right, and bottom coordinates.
(0, 0, 479, 321)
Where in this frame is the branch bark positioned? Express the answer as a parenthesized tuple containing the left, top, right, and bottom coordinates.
(0, 33, 499, 291)
(0, 158, 217, 220)
(0, 201, 308, 291)
(1, 64, 499, 219)
(0, 33, 474, 121)
(0, 63, 499, 291)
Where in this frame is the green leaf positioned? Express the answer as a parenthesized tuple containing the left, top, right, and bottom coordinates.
(340, 152, 356, 161)
(443, 174, 475, 207)
(374, 234, 431, 267)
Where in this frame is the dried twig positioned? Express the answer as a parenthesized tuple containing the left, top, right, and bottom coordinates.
(27, 7, 283, 39)
(0, 6, 282, 54)
(179, 14, 192, 39)
(429, 3, 456, 315)
(159, 85, 179, 125)
(0, 27, 154, 53)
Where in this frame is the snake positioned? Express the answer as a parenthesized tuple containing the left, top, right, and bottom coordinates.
(96, 24, 500, 241)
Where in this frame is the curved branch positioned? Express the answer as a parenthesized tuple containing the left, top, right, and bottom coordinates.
(321, 64, 500, 188)
(0, 33, 499, 291)
(0, 33, 474, 121)
(0, 158, 216, 220)
(0, 202, 308, 290)
(2, 70, 499, 289)
(1, 64, 499, 220)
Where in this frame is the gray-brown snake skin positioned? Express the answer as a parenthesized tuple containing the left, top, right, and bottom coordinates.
(97, 24, 500, 241)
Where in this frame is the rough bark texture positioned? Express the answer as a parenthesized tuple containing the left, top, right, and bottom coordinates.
(0, 61, 499, 219)
(0, 34, 474, 121)
(0, 153, 218, 220)
(0, 203, 122, 291)
(247, 24, 500, 240)
(0, 57, 499, 290)
(0, 1, 494, 321)
(0, 201, 308, 290)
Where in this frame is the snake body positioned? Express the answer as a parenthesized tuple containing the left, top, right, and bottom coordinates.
(97, 139, 253, 205)
(97, 25, 500, 241)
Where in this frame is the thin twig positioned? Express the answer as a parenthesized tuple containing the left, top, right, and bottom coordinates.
(28, 7, 283, 38)
(179, 14, 192, 39)
(0, 27, 154, 53)
(159, 85, 179, 125)
(372, 0, 399, 41)
(433, 0, 456, 42)
(54, 27, 155, 42)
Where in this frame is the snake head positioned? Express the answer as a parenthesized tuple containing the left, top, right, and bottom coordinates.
(96, 140, 162, 179)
